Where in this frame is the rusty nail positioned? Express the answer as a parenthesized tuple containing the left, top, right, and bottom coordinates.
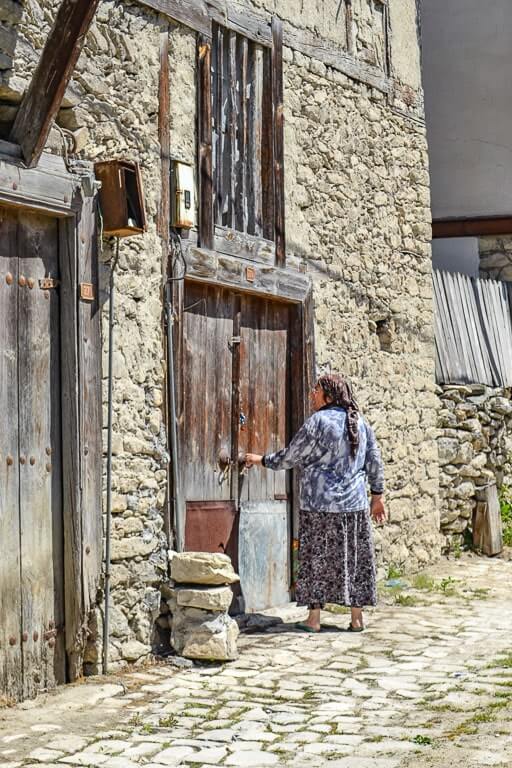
(12, 182, 17, 191)
(30, 456, 36, 466)
(46, 463, 52, 473)
(9, 636, 16, 646)
(6, 455, 13, 466)
(19, 455, 26, 465)
(33, 631, 39, 642)
(22, 632, 28, 642)
(48, 638, 55, 648)
(5, 272, 13, 285)
(27, 278, 35, 289)
(85, 545, 91, 555)
(19, 275, 26, 287)
(44, 291, 49, 300)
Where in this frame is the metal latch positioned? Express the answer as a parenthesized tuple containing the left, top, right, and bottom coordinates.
(39, 277, 59, 290)
(228, 336, 241, 352)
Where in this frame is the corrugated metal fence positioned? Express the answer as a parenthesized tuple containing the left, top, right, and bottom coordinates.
(433, 269, 512, 387)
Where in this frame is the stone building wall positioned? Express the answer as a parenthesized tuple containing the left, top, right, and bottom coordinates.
(283, 51, 440, 574)
(479, 235, 512, 282)
(6, 0, 440, 668)
(438, 385, 512, 550)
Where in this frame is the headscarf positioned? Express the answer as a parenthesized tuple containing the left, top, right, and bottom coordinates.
(317, 373, 360, 457)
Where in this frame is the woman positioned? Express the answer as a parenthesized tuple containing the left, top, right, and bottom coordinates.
(245, 373, 386, 633)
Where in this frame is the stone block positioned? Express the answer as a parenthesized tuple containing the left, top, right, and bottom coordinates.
(176, 585, 234, 612)
(170, 551, 240, 585)
(121, 640, 150, 661)
(438, 438, 458, 465)
(171, 607, 239, 661)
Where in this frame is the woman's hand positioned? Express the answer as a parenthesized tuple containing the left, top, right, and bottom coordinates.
(245, 453, 263, 468)
(370, 495, 386, 525)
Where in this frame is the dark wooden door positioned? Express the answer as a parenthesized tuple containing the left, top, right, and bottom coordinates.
(0, 207, 65, 701)
(181, 281, 292, 610)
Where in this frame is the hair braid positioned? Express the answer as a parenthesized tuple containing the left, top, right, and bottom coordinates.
(318, 373, 360, 457)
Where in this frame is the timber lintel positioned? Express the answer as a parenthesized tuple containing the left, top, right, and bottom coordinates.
(433, 217, 512, 239)
(184, 243, 311, 303)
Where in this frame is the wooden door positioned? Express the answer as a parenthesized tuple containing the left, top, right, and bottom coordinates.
(0, 207, 65, 701)
(181, 281, 292, 610)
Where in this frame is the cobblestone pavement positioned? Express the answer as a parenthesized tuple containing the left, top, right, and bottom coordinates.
(1, 555, 512, 768)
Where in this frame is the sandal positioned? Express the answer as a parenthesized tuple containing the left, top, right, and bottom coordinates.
(346, 623, 364, 632)
(294, 622, 321, 633)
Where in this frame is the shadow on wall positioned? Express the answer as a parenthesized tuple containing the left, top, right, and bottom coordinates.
(0, 1, 25, 137)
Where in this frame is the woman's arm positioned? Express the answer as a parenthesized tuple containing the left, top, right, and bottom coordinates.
(246, 420, 319, 471)
(365, 423, 386, 523)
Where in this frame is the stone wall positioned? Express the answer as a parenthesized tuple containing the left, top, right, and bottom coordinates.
(479, 235, 512, 282)
(284, 48, 440, 573)
(6, 0, 440, 668)
(438, 384, 512, 550)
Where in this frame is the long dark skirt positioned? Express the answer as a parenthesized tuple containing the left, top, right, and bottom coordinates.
(295, 508, 377, 608)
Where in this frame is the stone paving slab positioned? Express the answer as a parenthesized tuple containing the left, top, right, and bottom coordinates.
(1, 555, 512, 768)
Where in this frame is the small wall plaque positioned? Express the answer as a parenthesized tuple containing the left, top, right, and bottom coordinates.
(246, 266, 256, 283)
(80, 283, 94, 301)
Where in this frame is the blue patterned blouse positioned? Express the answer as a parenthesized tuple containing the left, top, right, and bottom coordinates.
(262, 406, 384, 513)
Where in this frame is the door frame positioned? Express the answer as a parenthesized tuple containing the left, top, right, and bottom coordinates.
(0, 143, 102, 684)
(172, 265, 315, 567)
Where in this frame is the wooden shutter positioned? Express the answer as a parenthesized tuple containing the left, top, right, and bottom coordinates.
(198, 35, 214, 249)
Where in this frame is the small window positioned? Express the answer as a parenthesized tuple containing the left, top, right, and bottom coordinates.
(211, 24, 275, 241)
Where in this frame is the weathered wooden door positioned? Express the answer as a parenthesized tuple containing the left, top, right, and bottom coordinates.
(181, 281, 292, 611)
(0, 207, 65, 700)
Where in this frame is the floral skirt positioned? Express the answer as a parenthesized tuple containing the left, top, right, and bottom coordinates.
(295, 508, 377, 608)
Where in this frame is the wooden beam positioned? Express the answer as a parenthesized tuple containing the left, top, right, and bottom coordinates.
(184, 243, 311, 302)
(137, 0, 391, 92)
(10, 0, 100, 167)
(272, 17, 286, 267)
(198, 36, 214, 249)
(0, 152, 76, 216)
(433, 217, 512, 239)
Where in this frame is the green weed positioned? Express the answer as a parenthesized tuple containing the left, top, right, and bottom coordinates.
(395, 593, 418, 607)
(499, 485, 512, 546)
(412, 734, 433, 745)
(412, 573, 436, 591)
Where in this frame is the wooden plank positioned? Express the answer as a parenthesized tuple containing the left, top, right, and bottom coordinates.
(77, 196, 102, 617)
(272, 16, 285, 267)
(198, 36, 214, 249)
(261, 46, 275, 242)
(59, 215, 83, 681)
(283, 22, 390, 94)
(0, 155, 76, 217)
(228, 31, 237, 230)
(0, 208, 23, 702)
(226, 3, 272, 47)
(18, 211, 65, 698)
(474, 279, 502, 386)
(10, 0, 101, 167)
(433, 217, 512, 239)
(213, 23, 223, 227)
(137, 0, 222, 37)
(235, 35, 249, 233)
(220, 29, 231, 227)
(248, 44, 263, 237)
(473, 485, 503, 556)
(184, 244, 311, 302)
(214, 225, 274, 265)
(230, 294, 242, 503)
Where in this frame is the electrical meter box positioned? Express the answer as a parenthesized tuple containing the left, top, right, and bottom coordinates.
(94, 159, 147, 237)
(171, 161, 195, 229)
